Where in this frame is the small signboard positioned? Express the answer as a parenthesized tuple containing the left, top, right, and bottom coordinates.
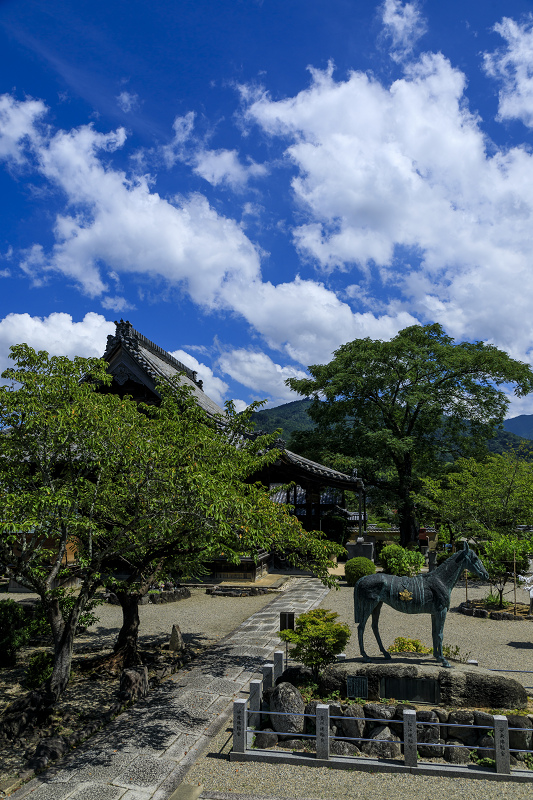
(280, 612, 295, 631)
(346, 676, 368, 700)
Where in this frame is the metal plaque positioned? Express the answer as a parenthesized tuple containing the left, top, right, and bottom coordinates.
(379, 676, 440, 704)
(346, 676, 368, 699)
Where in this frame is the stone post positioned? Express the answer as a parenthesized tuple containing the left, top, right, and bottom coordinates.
(249, 679, 262, 744)
(316, 704, 330, 760)
(233, 699, 247, 754)
(262, 662, 274, 692)
(273, 650, 284, 683)
(494, 715, 510, 775)
(403, 709, 418, 767)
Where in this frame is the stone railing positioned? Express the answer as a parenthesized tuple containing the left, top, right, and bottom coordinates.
(231, 655, 533, 782)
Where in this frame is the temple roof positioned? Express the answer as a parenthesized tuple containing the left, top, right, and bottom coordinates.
(103, 319, 225, 417)
(102, 320, 363, 492)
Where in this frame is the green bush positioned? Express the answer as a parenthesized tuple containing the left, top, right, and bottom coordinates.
(344, 557, 376, 586)
(25, 651, 54, 688)
(0, 599, 31, 667)
(389, 636, 432, 654)
(380, 544, 424, 576)
(279, 608, 350, 678)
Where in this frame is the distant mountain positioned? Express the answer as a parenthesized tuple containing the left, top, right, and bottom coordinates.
(250, 399, 314, 438)
(251, 399, 533, 455)
(503, 415, 533, 441)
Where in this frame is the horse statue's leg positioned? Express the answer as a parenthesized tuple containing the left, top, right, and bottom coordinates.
(357, 607, 374, 663)
(431, 608, 450, 668)
(371, 602, 391, 660)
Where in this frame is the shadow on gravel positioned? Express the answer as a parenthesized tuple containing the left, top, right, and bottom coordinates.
(507, 641, 533, 650)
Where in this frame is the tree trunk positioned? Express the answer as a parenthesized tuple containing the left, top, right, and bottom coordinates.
(397, 458, 418, 547)
(0, 583, 90, 739)
(113, 592, 143, 668)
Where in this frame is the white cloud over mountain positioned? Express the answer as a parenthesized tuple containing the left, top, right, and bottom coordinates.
(217, 348, 308, 405)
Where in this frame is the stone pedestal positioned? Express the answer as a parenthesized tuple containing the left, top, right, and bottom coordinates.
(346, 541, 375, 562)
(339, 660, 528, 708)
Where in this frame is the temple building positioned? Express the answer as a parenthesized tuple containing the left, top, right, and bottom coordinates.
(102, 320, 366, 580)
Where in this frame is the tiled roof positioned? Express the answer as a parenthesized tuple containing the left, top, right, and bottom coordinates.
(103, 319, 225, 418)
(282, 449, 362, 488)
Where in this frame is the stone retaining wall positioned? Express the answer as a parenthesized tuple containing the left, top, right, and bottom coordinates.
(106, 587, 191, 605)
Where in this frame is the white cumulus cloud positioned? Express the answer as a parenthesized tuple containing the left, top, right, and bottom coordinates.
(484, 17, 533, 128)
(244, 48, 533, 363)
(218, 348, 308, 405)
(381, 0, 427, 61)
(0, 96, 263, 307)
(0, 94, 46, 163)
(163, 111, 268, 189)
(170, 348, 229, 407)
(0, 312, 114, 376)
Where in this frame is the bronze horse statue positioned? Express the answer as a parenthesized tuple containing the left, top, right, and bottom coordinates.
(354, 544, 489, 667)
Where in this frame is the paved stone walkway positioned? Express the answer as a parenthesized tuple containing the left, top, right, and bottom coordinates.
(13, 578, 329, 800)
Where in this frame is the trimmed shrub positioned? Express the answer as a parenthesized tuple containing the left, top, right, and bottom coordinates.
(344, 557, 376, 586)
(380, 544, 424, 576)
(0, 599, 31, 667)
(279, 608, 350, 678)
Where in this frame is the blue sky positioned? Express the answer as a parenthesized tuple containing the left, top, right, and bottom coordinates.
(2, 0, 533, 415)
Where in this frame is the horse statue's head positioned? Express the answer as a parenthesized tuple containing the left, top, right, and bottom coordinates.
(462, 542, 489, 581)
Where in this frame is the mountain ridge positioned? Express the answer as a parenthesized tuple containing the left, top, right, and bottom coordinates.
(251, 399, 533, 451)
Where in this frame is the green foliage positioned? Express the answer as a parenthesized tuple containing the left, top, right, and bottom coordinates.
(0, 344, 343, 702)
(380, 544, 424, 576)
(417, 452, 533, 542)
(287, 323, 533, 546)
(481, 534, 532, 608)
(0, 599, 30, 667)
(441, 643, 472, 663)
(344, 557, 376, 586)
(250, 398, 314, 437)
(27, 591, 103, 640)
(279, 608, 350, 678)
(388, 637, 432, 654)
(25, 651, 54, 688)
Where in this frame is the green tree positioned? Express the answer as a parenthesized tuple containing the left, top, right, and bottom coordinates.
(417, 452, 533, 607)
(287, 324, 533, 546)
(482, 535, 531, 608)
(0, 345, 342, 731)
(417, 452, 533, 543)
(279, 609, 350, 678)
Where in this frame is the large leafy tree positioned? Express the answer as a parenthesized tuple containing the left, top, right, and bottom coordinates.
(0, 345, 340, 730)
(417, 453, 533, 607)
(287, 324, 533, 546)
(417, 452, 533, 542)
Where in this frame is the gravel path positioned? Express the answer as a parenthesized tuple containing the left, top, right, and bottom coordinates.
(4, 586, 287, 654)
